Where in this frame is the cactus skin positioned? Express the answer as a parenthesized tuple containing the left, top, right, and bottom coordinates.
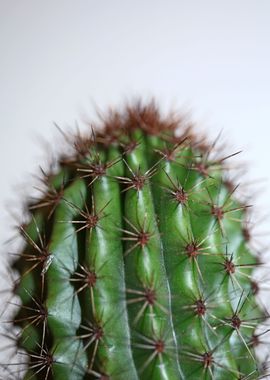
(6, 102, 265, 379)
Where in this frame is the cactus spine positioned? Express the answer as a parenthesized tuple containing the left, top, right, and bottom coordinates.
(4, 102, 265, 379)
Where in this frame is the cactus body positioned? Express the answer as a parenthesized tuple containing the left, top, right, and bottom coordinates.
(7, 103, 264, 379)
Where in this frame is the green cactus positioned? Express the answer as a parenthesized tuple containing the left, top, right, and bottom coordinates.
(3, 101, 267, 379)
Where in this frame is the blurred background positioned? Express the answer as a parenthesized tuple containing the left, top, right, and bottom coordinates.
(0, 0, 270, 375)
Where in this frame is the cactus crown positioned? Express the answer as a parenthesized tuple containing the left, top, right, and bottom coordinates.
(1, 101, 267, 379)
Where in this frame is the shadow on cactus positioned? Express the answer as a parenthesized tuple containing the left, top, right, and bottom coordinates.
(1, 101, 269, 379)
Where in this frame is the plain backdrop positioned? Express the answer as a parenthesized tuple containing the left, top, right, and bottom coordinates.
(0, 0, 270, 375)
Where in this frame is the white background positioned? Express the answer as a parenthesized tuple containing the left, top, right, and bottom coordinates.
(0, 0, 270, 376)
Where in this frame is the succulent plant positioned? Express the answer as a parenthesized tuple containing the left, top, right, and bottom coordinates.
(1, 101, 268, 379)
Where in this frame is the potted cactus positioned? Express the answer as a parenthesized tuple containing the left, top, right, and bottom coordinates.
(1, 101, 267, 379)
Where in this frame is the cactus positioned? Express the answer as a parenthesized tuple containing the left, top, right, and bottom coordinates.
(2, 101, 267, 379)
